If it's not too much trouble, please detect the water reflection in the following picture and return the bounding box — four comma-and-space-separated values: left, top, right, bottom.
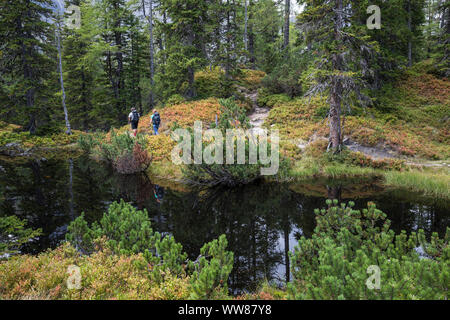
0, 157, 448, 293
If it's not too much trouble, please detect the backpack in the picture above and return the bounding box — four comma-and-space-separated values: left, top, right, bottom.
152, 112, 161, 126
131, 110, 140, 122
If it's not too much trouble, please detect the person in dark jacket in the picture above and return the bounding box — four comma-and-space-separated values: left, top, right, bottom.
128, 107, 140, 137
151, 109, 161, 135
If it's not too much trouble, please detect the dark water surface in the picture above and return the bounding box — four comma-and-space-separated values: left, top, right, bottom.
0, 156, 449, 293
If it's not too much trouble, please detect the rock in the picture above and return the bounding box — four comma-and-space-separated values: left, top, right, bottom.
0, 142, 32, 157
0, 165, 5, 173
297, 143, 307, 150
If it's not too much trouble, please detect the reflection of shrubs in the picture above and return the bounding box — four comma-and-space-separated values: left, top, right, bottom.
288, 200, 450, 299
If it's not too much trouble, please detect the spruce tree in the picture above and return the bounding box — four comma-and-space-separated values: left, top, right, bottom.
298, 0, 378, 152
0, 0, 57, 133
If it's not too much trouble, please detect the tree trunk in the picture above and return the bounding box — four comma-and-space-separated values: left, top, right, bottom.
18, 8, 36, 134
283, 0, 290, 50
329, 0, 343, 152
56, 21, 72, 135
329, 83, 342, 151
113, 1, 124, 123
248, 0, 255, 69
244, 0, 248, 52
407, 0, 413, 67
142, 0, 155, 109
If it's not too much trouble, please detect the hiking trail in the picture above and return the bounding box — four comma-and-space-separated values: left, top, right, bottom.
237, 85, 270, 135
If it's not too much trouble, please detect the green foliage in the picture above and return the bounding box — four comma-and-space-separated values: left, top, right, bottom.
182, 98, 285, 187
166, 94, 186, 106
83, 129, 151, 174
261, 50, 310, 97
65, 200, 235, 295
194, 67, 234, 99
0, 0, 58, 133
66, 200, 188, 280
216, 98, 250, 130
189, 235, 234, 299
65, 213, 96, 255
67, 200, 155, 255
77, 134, 97, 154
0, 216, 42, 257
257, 92, 292, 109
288, 200, 449, 299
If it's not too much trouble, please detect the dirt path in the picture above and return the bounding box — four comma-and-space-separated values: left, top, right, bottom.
344, 138, 449, 168
237, 86, 270, 135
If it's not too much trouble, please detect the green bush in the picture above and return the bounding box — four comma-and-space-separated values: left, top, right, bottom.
77, 134, 97, 154
66, 200, 233, 294
166, 94, 186, 106
257, 92, 291, 109
0, 216, 42, 258
288, 200, 449, 300
181, 98, 283, 187
189, 235, 234, 299
194, 67, 233, 99
89, 130, 151, 174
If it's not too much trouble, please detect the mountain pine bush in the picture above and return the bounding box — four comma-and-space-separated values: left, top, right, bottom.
66, 201, 232, 292
189, 235, 234, 300
288, 200, 449, 300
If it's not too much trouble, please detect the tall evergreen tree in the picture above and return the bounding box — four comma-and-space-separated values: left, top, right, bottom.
158, 0, 210, 99
0, 0, 57, 133
298, 0, 378, 152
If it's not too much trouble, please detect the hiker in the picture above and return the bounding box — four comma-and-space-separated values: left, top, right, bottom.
151, 109, 161, 135
128, 107, 140, 137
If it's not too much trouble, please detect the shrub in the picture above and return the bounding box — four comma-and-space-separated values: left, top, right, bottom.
0, 216, 42, 258
166, 94, 186, 106
66, 201, 189, 281
0, 243, 191, 300
189, 235, 234, 300
181, 98, 282, 187
65, 201, 233, 296
236, 69, 266, 91
77, 134, 97, 154
93, 130, 151, 174
288, 200, 449, 300
194, 67, 233, 99
257, 93, 291, 109
113, 142, 152, 174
